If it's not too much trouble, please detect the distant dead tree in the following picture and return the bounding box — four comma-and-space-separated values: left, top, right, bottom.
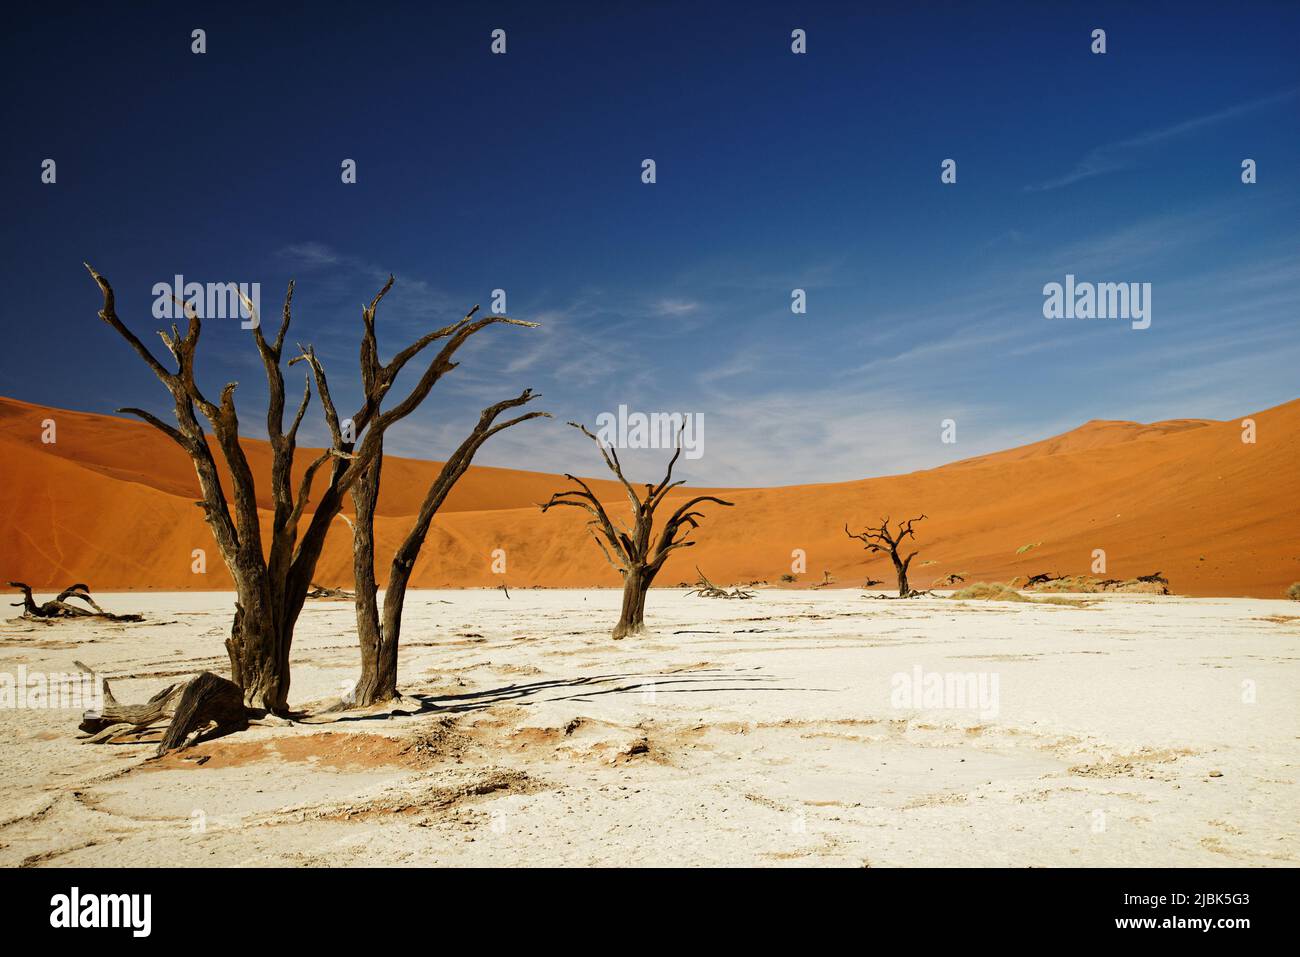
845, 514, 928, 598
541, 423, 733, 638
301, 294, 546, 706
89, 266, 532, 714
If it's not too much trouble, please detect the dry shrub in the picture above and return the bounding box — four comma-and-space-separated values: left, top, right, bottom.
950, 582, 1030, 603
950, 582, 1092, 608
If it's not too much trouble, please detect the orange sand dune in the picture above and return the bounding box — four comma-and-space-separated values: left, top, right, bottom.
1, 395, 1297, 597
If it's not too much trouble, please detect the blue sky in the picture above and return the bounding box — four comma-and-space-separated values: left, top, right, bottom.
2, 1, 1298, 486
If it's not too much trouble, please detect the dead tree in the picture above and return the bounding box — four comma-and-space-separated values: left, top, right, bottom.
7, 583, 143, 622
845, 514, 928, 597
305, 300, 546, 706
90, 267, 530, 714
541, 423, 733, 639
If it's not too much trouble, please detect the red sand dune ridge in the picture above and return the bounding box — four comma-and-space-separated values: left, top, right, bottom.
1, 395, 1297, 597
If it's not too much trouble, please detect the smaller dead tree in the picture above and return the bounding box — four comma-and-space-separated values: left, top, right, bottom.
811, 570, 837, 589
542, 423, 733, 638
8, 583, 142, 622
845, 514, 928, 598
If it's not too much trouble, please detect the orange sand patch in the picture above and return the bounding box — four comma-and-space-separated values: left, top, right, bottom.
147, 732, 422, 772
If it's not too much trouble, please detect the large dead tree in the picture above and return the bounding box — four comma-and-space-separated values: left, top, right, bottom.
89, 266, 531, 714
845, 514, 928, 597
542, 423, 733, 638
297, 292, 545, 707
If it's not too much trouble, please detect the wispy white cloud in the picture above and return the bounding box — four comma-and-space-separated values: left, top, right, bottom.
651, 297, 700, 317
272, 205, 1300, 487
1026, 88, 1300, 191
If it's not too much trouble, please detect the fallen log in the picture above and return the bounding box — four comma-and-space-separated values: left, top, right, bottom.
305, 582, 355, 600
1024, 573, 1062, 588
75, 662, 248, 755
8, 582, 143, 622
1136, 571, 1170, 595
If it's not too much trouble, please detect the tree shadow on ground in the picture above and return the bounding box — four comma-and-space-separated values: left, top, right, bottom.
321, 666, 832, 723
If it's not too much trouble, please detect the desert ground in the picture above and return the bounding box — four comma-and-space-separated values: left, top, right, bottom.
1, 588, 1296, 867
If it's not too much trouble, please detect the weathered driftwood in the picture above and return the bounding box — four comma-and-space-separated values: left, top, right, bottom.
75, 662, 247, 755
542, 423, 734, 639
686, 567, 754, 600
8, 582, 143, 622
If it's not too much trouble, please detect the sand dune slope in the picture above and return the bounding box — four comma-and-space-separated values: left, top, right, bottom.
1, 395, 1297, 596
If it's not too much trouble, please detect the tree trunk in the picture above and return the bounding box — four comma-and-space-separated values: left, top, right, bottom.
894, 556, 911, 598
225, 595, 290, 713
612, 566, 650, 639
351, 454, 400, 707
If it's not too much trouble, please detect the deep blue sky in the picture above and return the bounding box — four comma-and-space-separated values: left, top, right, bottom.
3, 1, 1298, 485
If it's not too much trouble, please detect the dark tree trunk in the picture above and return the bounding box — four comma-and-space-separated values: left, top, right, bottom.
612, 566, 651, 639
351, 453, 399, 706
894, 557, 910, 598
225, 596, 290, 713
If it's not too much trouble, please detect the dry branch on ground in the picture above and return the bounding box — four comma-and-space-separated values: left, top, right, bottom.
686, 568, 755, 599
7, 583, 142, 622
